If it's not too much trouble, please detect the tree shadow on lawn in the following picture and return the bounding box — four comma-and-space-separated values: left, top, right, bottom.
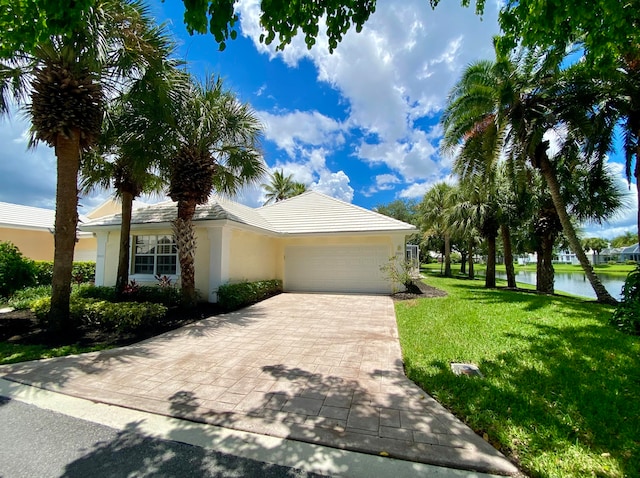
437, 277, 609, 314
405, 318, 640, 477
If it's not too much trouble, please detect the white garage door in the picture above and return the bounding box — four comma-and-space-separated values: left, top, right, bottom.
284, 244, 391, 294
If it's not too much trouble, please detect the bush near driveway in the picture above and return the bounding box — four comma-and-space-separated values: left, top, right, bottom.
218, 279, 282, 310
395, 274, 640, 478
32, 296, 167, 333
0, 242, 36, 298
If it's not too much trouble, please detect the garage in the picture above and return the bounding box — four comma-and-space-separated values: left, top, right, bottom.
284, 244, 392, 294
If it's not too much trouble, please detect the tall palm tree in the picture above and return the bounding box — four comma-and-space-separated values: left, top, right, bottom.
442, 47, 619, 304
0, 0, 168, 332
81, 36, 188, 296
262, 169, 307, 204
420, 182, 456, 277
167, 77, 264, 306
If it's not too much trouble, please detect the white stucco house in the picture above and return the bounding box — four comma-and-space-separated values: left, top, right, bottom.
81, 191, 417, 302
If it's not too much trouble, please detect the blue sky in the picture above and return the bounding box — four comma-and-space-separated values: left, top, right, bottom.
0, 0, 637, 239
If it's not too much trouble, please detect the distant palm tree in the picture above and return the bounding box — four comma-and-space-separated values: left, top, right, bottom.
0, 0, 168, 332
167, 77, 264, 306
262, 170, 307, 205
441, 47, 620, 304
82, 30, 188, 296
420, 182, 456, 277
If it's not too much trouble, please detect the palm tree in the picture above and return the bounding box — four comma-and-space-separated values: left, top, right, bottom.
81, 36, 187, 296
420, 182, 456, 277
167, 77, 264, 306
262, 169, 307, 204
442, 47, 619, 304
0, 0, 168, 332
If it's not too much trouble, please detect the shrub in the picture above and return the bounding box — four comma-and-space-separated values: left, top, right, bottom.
82, 300, 167, 332
31, 296, 88, 327
74, 284, 117, 301
7, 285, 52, 309
72, 262, 96, 283
133, 286, 181, 307
33, 261, 96, 286
610, 266, 640, 335
218, 279, 282, 310
0, 242, 36, 298
32, 296, 167, 332
380, 256, 415, 292
625, 259, 639, 266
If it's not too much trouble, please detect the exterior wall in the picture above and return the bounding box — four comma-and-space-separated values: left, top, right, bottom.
97, 227, 211, 300
228, 229, 278, 282
86, 200, 122, 219
0, 227, 96, 262
74, 236, 97, 261
194, 228, 210, 298
0, 227, 55, 260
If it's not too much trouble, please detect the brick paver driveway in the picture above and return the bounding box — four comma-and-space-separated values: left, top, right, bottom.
1, 293, 517, 475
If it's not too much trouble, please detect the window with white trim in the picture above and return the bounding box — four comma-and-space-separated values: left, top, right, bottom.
132, 235, 178, 275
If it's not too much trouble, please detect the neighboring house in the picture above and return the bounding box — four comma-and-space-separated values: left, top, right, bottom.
618, 243, 640, 263
0, 201, 96, 261
81, 191, 417, 302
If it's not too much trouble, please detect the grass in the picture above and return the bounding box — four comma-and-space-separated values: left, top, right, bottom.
395, 274, 640, 478
0, 343, 109, 365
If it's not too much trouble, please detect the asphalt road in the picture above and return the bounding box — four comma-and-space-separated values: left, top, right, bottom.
0, 396, 329, 478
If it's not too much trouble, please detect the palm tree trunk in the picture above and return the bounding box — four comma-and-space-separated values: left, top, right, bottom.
174, 199, 198, 307
536, 234, 555, 294
115, 191, 133, 297
49, 131, 80, 334
485, 235, 496, 288
538, 150, 617, 304
444, 233, 452, 277
468, 239, 475, 279
501, 224, 516, 288
460, 251, 467, 274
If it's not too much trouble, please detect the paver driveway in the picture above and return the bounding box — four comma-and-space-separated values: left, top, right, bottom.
0, 293, 517, 475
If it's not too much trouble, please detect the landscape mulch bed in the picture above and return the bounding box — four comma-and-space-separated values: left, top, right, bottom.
0, 303, 224, 348
2, 283, 446, 349
392, 280, 448, 301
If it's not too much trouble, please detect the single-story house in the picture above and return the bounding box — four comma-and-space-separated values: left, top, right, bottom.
81, 191, 417, 302
0, 201, 96, 261
618, 243, 640, 263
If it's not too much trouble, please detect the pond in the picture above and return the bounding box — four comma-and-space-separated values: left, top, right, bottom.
495, 270, 626, 300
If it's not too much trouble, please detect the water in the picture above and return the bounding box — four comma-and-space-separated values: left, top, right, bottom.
494, 270, 625, 300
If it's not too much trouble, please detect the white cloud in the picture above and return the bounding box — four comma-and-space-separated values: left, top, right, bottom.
399, 182, 432, 199
237, 0, 499, 185
582, 160, 638, 239
258, 110, 345, 157
268, 148, 354, 202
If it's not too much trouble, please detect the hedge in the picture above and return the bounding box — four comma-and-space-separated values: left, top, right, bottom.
0, 242, 36, 297
32, 296, 167, 333
217, 279, 282, 311
34, 261, 96, 285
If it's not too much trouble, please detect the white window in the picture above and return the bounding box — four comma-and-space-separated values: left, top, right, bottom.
132, 235, 178, 275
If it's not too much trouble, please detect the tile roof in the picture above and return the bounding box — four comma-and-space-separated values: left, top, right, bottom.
0, 201, 91, 232
82, 191, 416, 235
258, 191, 417, 234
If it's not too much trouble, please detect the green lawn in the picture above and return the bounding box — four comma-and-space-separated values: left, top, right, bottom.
395, 275, 640, 478
0, 343, 108, 365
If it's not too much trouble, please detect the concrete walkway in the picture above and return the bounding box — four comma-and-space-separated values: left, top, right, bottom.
0, 293, 519, 476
